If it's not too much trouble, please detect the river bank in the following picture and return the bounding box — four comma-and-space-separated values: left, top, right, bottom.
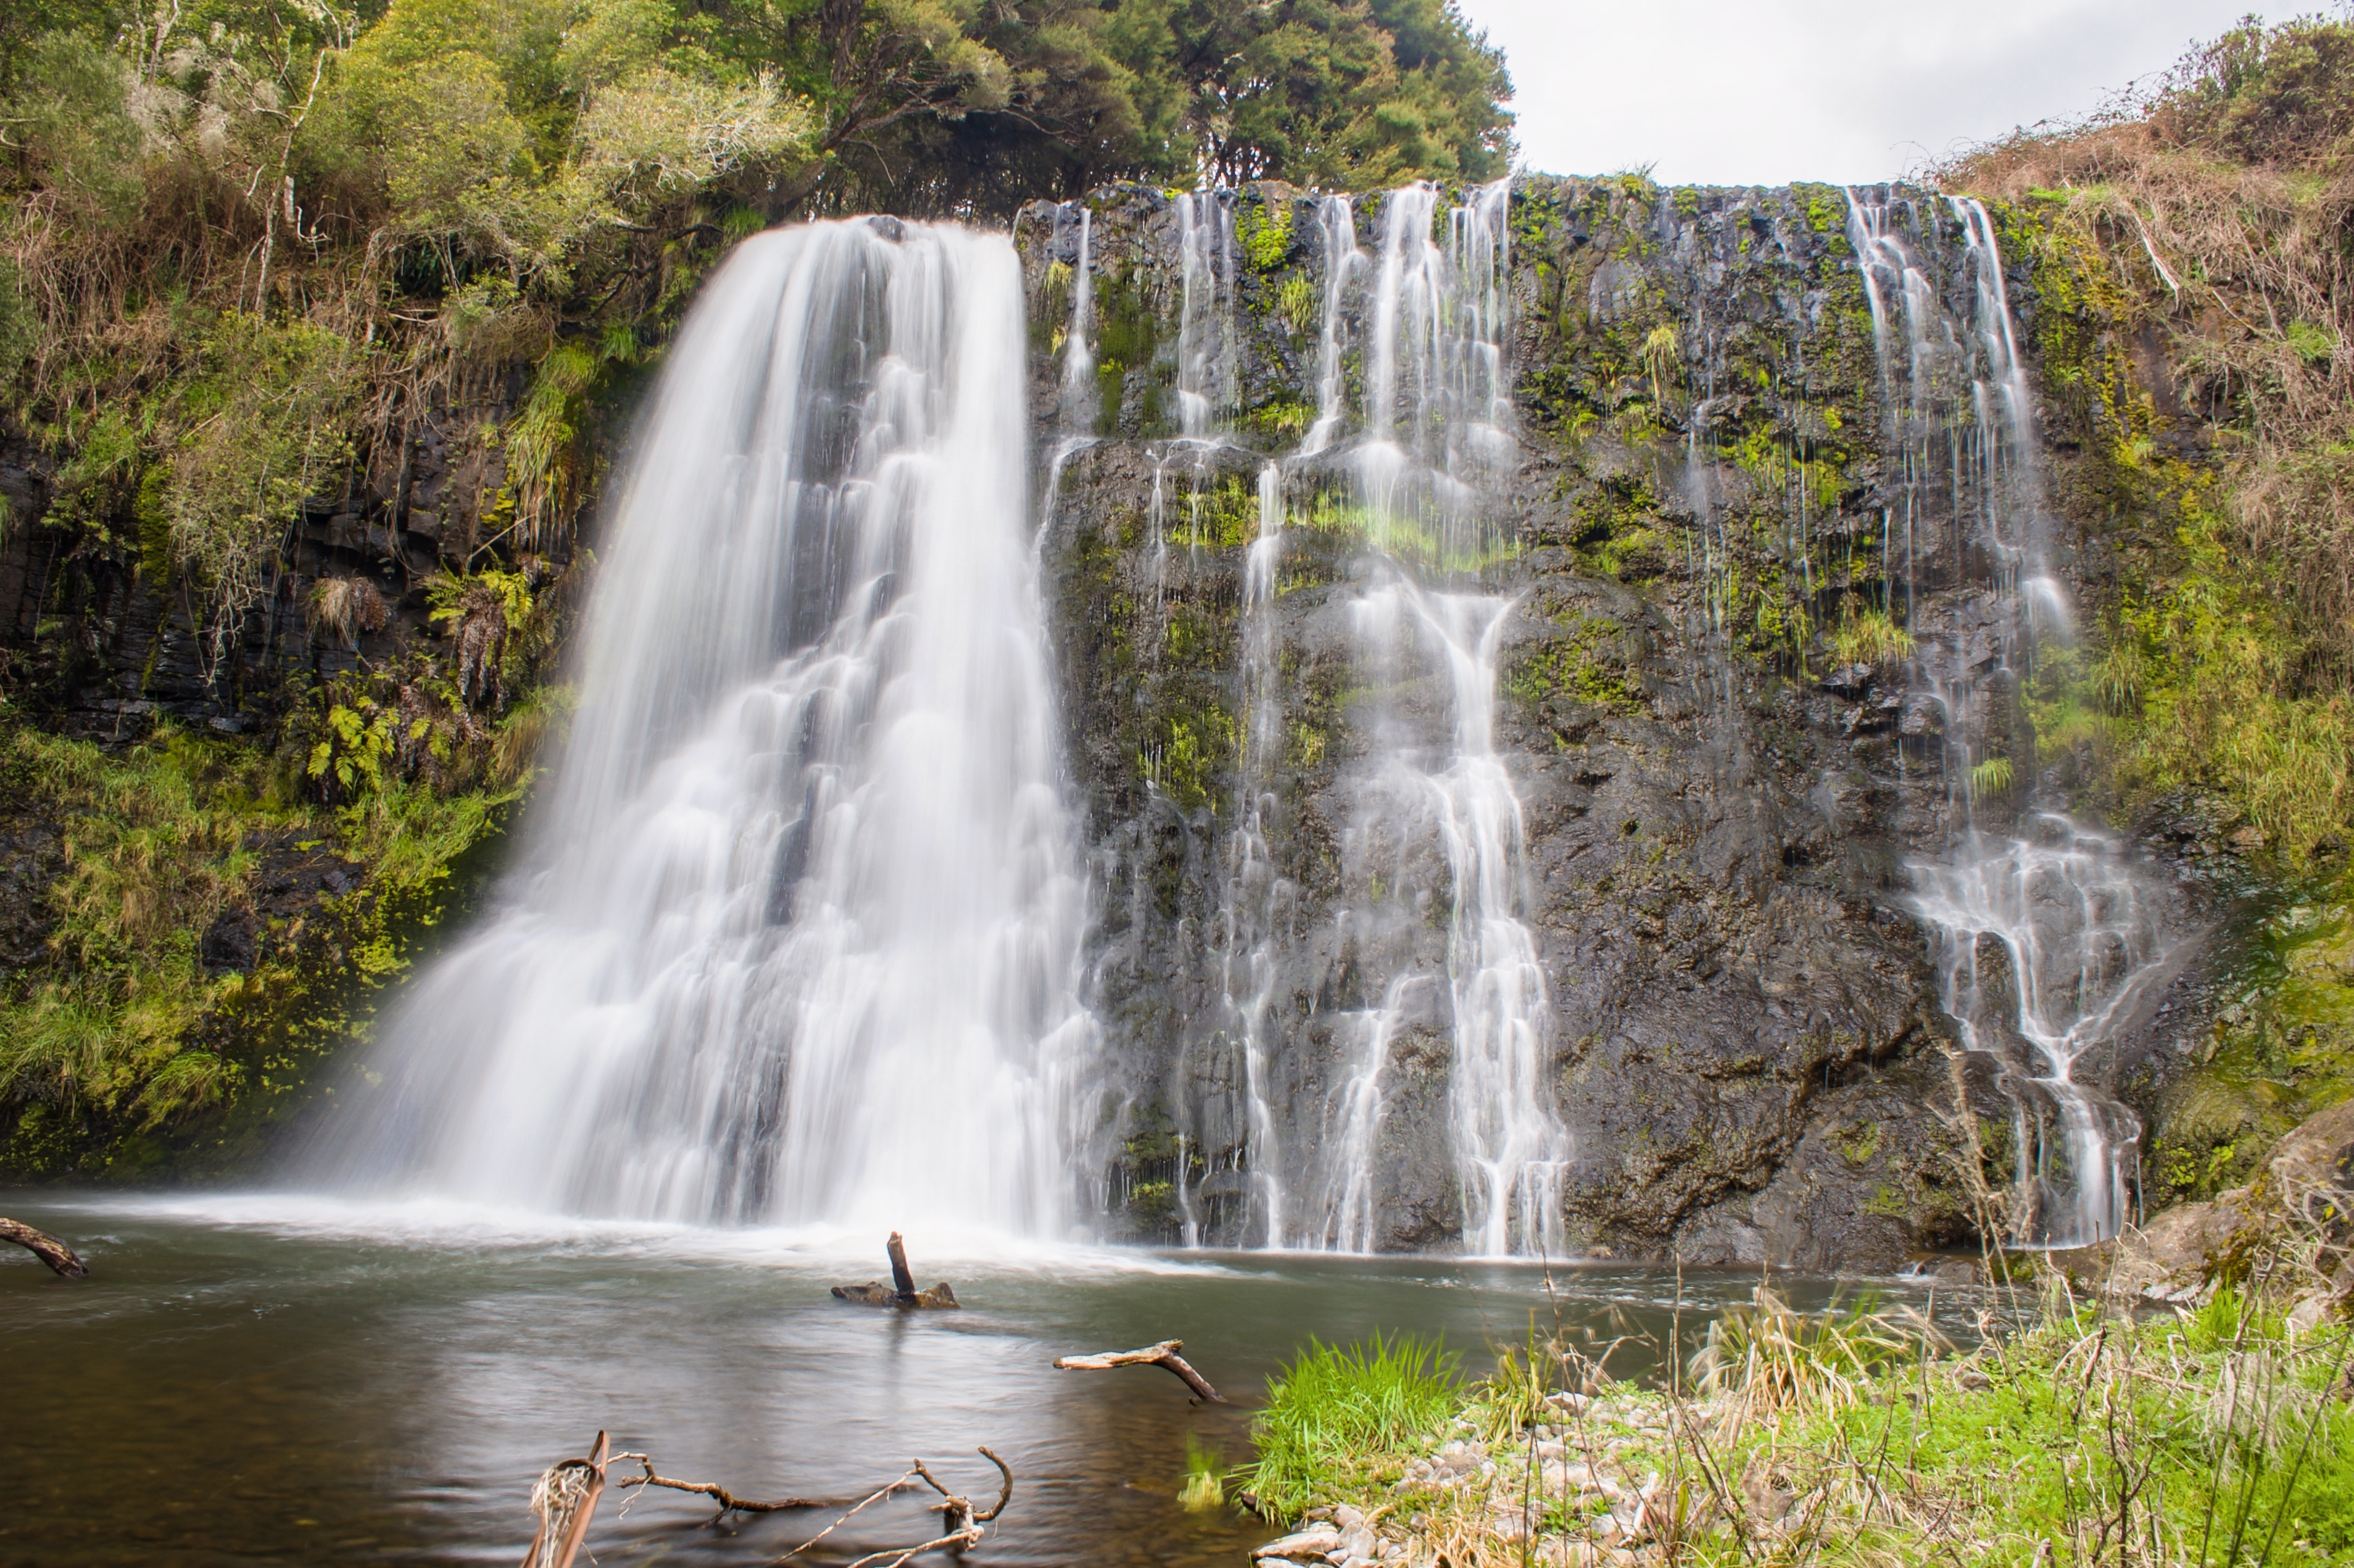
1236, 1106, 2354, 1568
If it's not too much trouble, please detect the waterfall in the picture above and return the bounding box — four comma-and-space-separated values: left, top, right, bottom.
1059, 203, 1096, 427
1174, 191, 1239, 442
1277, 178, 1566, 1256
1845, 188, 2164, 1247
1299, 194, 1363, 458
324, 219, 1098, 1237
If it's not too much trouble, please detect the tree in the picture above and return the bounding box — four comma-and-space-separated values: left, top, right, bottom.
686, 0, 1513, 217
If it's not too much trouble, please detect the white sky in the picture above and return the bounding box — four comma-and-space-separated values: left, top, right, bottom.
1453, 0, 2279, 186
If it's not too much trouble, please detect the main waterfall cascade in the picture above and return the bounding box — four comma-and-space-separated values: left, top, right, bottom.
1844, 188, 2179, 1247
323, 220, 1101, 1235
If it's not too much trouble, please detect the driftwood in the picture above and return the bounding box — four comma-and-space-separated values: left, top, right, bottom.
612, 1454, 914, 1518
521, 1430, 609, 1568
1, 1218, 89, 1278
839, 1448, 1013, 1568
832, 1231, 960, 1308
552, 1440, 1012, 1567
1053, 1339, 1227, 1404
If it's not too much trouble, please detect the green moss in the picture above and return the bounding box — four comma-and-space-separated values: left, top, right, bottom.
1506, 613, 1641, 716
1240, 200, 1296, 273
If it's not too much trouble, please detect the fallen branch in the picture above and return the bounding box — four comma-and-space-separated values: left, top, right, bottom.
832, 1231, 961, 1308
779, 1448, 1013, 1567
521, 1430, 608, 1568
611, 1453, 899, 1517
1, 1218, 89, 1278
1054, 1340, 1227, 1404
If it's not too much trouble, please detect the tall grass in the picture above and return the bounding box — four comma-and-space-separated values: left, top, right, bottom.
1243, 1332, 1462, 1520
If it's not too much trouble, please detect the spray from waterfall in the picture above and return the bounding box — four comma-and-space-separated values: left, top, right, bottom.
320, 218, 1098, 1238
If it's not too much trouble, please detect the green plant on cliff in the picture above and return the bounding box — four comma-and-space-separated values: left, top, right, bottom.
0, 707, 506, 1159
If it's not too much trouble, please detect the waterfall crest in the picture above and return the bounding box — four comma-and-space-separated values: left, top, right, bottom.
322, 219, 1098, 1236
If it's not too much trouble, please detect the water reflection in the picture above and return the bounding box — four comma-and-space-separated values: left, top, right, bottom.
0, 1197, 1983, 1566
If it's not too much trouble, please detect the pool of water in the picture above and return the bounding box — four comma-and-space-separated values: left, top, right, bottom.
0, 1195, 1975, 1566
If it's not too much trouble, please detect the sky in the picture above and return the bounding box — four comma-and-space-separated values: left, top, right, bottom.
1451, 0, 2282, 187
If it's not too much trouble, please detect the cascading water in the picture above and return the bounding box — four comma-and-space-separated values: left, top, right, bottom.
1846, 188, 2167, 1247
324, 218, 1098, 1237
1278, 178, 1567, 1256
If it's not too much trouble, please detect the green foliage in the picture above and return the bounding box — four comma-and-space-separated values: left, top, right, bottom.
1244, 1333, 1462, 1521
1688, 1287, 1923, 1424
0, 705, 512, 1168
1971, 755, 2015, 799
307, 696, 397, 800
156, 314, 364, 644
1507, 613, 1640, 717
1251, 1277, 2354, 1568
1178, 1435, 1224, 1513
1275, 274, 1318, 336
1826, 604, 1915, 668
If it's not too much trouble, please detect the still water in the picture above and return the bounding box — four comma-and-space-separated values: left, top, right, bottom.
1, 1197, 1974, 1566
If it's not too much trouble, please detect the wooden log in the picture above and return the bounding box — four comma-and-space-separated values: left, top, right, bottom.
0, 1218, 88, 1278
887, 1231, 918, 1301
832, 1232, 961, 1308
832, 1279, 961, 1308
521, 1430, 608, 1568
1053, 1340, 1227, 1404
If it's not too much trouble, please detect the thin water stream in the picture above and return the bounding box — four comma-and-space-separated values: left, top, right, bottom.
0, 1198, 1979, 1567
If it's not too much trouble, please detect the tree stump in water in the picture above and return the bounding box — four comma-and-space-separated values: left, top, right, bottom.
832, 1231, 961, 1308
1, 1219, 89, 1277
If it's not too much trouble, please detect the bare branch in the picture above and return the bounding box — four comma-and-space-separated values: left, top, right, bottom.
1055, 1340, 1227, 1404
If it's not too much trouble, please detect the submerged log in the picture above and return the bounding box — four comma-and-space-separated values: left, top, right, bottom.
0, 1218, 89, 1278
521, 1430, 608, 1568
832, 1231, 961, 1308
1053, 1340, 1227, 1404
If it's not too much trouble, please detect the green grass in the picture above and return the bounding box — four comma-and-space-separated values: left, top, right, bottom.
1242, 1332, 1463, 1520
1243, 1276, 2354, 1566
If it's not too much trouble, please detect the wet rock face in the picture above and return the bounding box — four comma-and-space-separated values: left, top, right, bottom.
1022, 179, 2010, 1267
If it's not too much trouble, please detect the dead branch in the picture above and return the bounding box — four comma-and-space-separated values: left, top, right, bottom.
914, 1446, 1014, 1522
776, 1450, 1012, 1567
773, 1471, 924, 1562
610, 1453, 900, 1516
521, 1430, 609, 1568
1054, 1340, 1227, 1404
0, 1218, 89, 1279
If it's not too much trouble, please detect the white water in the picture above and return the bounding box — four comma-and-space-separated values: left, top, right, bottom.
1274, 178, 1567, 1256
1913, 818, 2174, 1247
1846, 188, 2158, 1246
1059, 203, 1096, 428
326, 219, 1098, 1238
